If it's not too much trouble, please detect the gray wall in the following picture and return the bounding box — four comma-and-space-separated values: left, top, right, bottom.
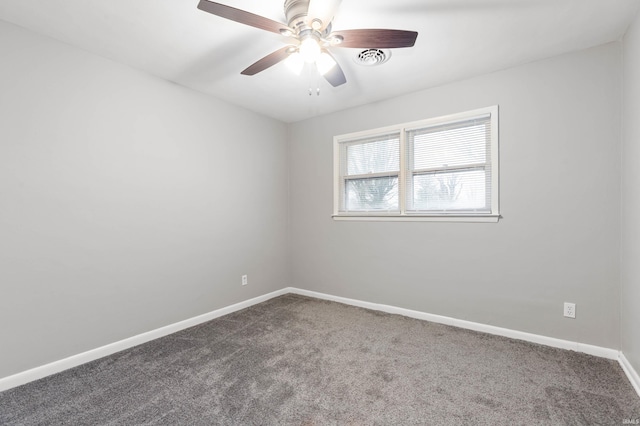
289, 43, 622, 349
0, 22, 288, 378
0, 16, 633, 381
622, 11, 640, 374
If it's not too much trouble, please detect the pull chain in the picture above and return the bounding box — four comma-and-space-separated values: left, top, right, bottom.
307, 64, 321, 96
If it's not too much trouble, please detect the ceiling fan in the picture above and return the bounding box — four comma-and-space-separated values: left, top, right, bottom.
197, 0, 418, 87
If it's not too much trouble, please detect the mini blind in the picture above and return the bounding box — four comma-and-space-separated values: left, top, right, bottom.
406, 115, 492, 213
338, 132, 400, 212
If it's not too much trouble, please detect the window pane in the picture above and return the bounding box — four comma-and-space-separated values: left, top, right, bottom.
333, 106, 498, 219
412, 170, 487, 211
346, 136, 399, 175
410, 120, 488, 170
346, 176, 398, 211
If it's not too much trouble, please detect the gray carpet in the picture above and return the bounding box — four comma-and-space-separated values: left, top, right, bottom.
1, 294, 639, 425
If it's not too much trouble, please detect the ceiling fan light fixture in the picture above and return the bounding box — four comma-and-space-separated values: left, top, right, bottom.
284, 52, 305, 75
316, 51, 337, 75
299, 37, 321, 63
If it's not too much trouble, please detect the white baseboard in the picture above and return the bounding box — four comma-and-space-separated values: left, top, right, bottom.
286, 287, 621, 360
619, 352, 640, 398
287, 288, 640, 396
2, 286, 637, 398
0, 288, 289, 393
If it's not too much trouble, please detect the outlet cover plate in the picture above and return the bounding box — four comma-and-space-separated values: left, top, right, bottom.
564, 302, 576, 318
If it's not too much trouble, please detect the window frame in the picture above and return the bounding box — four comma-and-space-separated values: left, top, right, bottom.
339, 131, 402, 214
333, 106, 500, 223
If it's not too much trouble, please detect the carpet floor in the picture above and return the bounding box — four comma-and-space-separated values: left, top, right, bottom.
1, 294, 639, 425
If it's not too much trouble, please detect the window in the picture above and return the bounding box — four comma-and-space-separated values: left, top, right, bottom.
334, 106, 499, 222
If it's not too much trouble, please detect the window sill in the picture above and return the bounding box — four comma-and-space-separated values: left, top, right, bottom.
332, 214, 501, 223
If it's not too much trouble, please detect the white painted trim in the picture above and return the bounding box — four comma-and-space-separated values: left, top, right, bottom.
0, 288, 289, 392
287, 287, 620, 360
619, 352, 640, 398
332, 105, 500, 221
1, 286, 631, 394
332, 214, 500, 223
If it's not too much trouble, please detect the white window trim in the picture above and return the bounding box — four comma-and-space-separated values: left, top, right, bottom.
333, 106, 500, 223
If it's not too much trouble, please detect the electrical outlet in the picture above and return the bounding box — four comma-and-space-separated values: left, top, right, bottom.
564, 302, 576, 319
241, 275, 248, 286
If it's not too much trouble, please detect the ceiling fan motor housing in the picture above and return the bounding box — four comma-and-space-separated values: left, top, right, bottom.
284, 0, 311, 30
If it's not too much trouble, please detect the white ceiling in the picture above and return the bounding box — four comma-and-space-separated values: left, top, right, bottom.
1, 0, 638, 123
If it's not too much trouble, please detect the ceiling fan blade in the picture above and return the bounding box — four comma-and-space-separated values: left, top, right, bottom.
307, 0, 342, 30
241, 46, 294, 76
322, 52, 346, 87
331, 29, 418, 48
197, 0, 291, 35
